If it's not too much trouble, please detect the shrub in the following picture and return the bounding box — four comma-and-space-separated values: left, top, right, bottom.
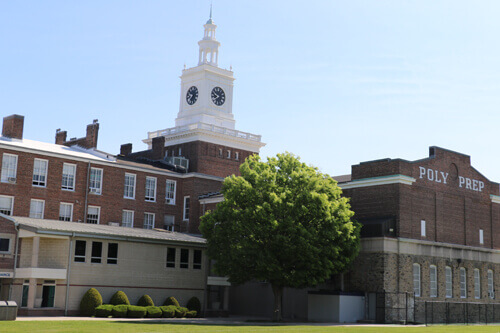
127, 305, 147, 318
175, 306, 188, 318
79, 288, 103, 316
137, 294, 154, 307
186, 310, 197, 318
163, 296, 180, 307
110, 291, 130, 306
112, 304, 129, 318
95, 304, 113, 318
186, 296, 201, 315
160, 305, 176, 318
146, 306, 163, 318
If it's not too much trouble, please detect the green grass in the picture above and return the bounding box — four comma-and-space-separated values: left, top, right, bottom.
2, 322, 500, 333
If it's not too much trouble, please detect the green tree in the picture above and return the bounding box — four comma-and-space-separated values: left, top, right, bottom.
200, 153, 360, 321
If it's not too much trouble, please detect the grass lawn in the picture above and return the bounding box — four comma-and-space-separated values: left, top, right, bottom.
1, 322, 500, 333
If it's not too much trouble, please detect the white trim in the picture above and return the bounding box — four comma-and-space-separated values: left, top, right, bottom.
122, 210, 134, 228
0, 195, 14, 216
15, 268, 67, 279
144, 212, 155, 229
1, 153, 18, 183
491, 195, 500, 204
183, 196, 190, 221
123, 173, 136, 199
87, 205, 101, 224
339, 174, 416, 189
165, 179, 177, 205
32, 158, 48, 187
89, 167, 103, 195
199, 196, 224, 205
145, 176, 157, 202
207, 276, 231, 286
59, 202, 73, 222
61, 163, 76, 191
29, 199, 45, 219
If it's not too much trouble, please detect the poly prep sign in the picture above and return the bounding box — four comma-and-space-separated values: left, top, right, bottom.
418, 166, 484, 192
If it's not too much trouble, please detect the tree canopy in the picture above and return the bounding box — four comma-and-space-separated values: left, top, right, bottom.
200, 152, 360, 320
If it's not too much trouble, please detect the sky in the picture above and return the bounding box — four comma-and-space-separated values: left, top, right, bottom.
1, 1, 500, 179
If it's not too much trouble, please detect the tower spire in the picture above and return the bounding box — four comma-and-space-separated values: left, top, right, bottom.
198, 5, 220, 66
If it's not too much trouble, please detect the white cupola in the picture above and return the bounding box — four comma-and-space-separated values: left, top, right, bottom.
198, 7, 220, 66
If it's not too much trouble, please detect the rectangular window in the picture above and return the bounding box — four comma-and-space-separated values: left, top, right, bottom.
74, 240, 86, 262
166, 247, 176, 268
445, 266, 452, 298
122, 210, 134, 228
430, 265, 437, 297
22, 284, 29, 307
235, 152, 239, 160
480, 229, 484, 245
87, 206, 100, 224
59, 203, 73, 221
0, 238, 11, 253
0, 196, 14, 215
89, 168, 103, 194
488, 269, 494, 299
164, 215, 175, 231
91, 241, 102, 263
1, 154, 18, 183
183, 196, 190, 221
165, 180, 176, 204
145, 176, 157, 202
413, 264, 421, 297
29, 199, 45, 219
226, 150, 231, 159
180, 249, 189, 269
123, 173, 136, 199
460, 268, 467, 298
421, 220, 426, 237
474, 268, 481, 299
218, 148, 223, 157
32, 159, 48, 187
178, 147, 182, 156
62, 163, 76, 191
193, 249, 202, 270
144, 213, 155, 229
107, 243, 118, 264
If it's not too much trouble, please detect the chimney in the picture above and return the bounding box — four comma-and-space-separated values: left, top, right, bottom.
2, 115, 24, 139
55, 129, 67, 145
120, 143, 132, 156
86, 119, 99, 148
152, 136, 165, 160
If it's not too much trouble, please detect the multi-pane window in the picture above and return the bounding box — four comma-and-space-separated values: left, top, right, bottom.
145, 177, 156, 202
89, 168, 103, 194
165, 180, 176, 204
107, 243, 118, 264
87, 206, 100, 224
166, 248, 176, 268
59, 203, 73, 221
122, 210, 134, 228
123, 173, 136, 199
0, 238, 11, 253
1, 154, 18, 183
193, 250, 202, 270
91, 242, 102, 263
144, 213, 155, 229
413, 264, 421, 297
445, 266, 452, 298
180, 249, 189, 269
488, 269, 495, 299
164, 215, 175, 231
0, 196, 14, 215
61, 163, 76, 190
183, 196, 190, 221
474, 268, 481, 299
430, 265, 437, 297
29, 199, 45, 219
32, 159, 48, 187
460, 268, 467, 298
74, 240, 86, 262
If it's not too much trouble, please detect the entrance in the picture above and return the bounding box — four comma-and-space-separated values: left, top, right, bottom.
41, 285, 55, 307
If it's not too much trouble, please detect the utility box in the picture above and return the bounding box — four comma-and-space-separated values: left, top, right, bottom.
0, 301, 18, 320
308, 291, 364, 323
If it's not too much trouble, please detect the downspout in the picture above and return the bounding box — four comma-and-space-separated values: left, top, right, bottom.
8, 222, 20, 300
84, 162, 90, 223
64, 233, 75, 316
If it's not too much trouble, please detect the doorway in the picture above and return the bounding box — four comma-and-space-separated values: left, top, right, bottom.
41, 285, 55, 308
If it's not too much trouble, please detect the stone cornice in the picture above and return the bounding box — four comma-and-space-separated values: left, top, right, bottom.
339, 174, 416, 190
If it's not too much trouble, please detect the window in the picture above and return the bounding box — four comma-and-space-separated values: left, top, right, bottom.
22, 282, 29, 307
488, 269, 494, 299
218, 148, 223, 157
1, 154, 17, 183
29, 199, 45, 219
226, 150, 231, 159
180, 249, 189, 269
91, 242, 102, 263
0, 196, 14, 215
178, 147, 182, 156
144, 213, 155, 229
74, 240, 86, 262
480, 229, 484, 245
0, 238, 11, 253
183, 196, 190, 221
122, 210, 134, 228
107, 243, 118, 264
145, 177, 156, 202
474, 268, 481, 299
460, 268, 467, 298
59, 203, 73, 221
87, 206, 100, 224
32, 159, 48, 187
421, 220, 426, 237
193, 250, 202, 270
123, 173, 136, 199
430, 265, 437, 297
166, 248, 176, 268
235, 152, 239, 160
165, 180, 176, 204
413, 264, 421, 297
89, 168, 103, 194
445, 266, 452, 298
61, 163, 76, 190
164, 215, 175, 231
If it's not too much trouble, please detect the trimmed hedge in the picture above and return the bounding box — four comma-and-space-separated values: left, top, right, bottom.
186, 310, 197, 318
112, 304, 129, 318
160, 305, 176, 318
163, 296, 180, 307
110, 291, 130, 306
127, 305, 147, 318
175, 306, 188, 318
79, 288, 103, 316
146, 306, 163, 318
95, 304, 113, 318
186, 296, 201, 315
137, 294, 154, 307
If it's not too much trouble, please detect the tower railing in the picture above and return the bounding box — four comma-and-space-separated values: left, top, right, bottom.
147, 122, 262, 142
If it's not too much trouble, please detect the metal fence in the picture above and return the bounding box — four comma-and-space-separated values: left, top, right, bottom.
418, 301, 500, 325
374, 292, 415, 324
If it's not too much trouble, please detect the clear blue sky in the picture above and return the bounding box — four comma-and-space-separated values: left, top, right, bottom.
1, 1, 500, 180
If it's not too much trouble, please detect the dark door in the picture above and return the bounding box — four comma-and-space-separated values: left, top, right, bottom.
21, 285, 29, 307
41, 286, 55, 307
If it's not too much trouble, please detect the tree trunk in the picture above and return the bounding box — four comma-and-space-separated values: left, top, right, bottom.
272, 284, 283, 321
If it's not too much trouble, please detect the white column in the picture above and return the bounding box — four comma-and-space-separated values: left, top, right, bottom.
27, 236, 40, 309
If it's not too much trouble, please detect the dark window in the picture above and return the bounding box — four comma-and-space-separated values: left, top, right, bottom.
166, 248, 176, 268
91, 242, 102, 263
193, 250, 202, 270
0, 238, 10, 252
107, 243, 118, 264
74, 240, 86, 262
359, 217, 396, 238
180, 249, 189, 269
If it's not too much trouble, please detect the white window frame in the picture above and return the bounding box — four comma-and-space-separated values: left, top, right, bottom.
235, 152, 239, 160
445, 266, 452, 298
87, 206, 100, 224
413, 263, 421, 297
0, 235, 13, 254
164, 215, 175, 231
89, 168, 103, 195
460, 267, 467, 298
29, 199, 45, 219
144, 213, 155, 229
145, 176, 157, 202
123, 173, 136, 199
59, 203, 73, 222
91, 241, 103, 264
480, 229, 484, 245
165, 179, 176, 205
74, 240, 86, 263
61, 163, 76, 191
474, 268, 481, 299
1, 153, 18, 183
183, 196, 190, 221
226, 150, 231, 159
0, 195, 14, 216
421, 220, 426, 237
430, 265, 437, 297
488, 269, 494, 299
122, 210, 134, 228
32, 158, 48, 187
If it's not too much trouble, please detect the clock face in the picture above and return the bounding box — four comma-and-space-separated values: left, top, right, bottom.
186, 86, 198, 105
211, 86, 226, 106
